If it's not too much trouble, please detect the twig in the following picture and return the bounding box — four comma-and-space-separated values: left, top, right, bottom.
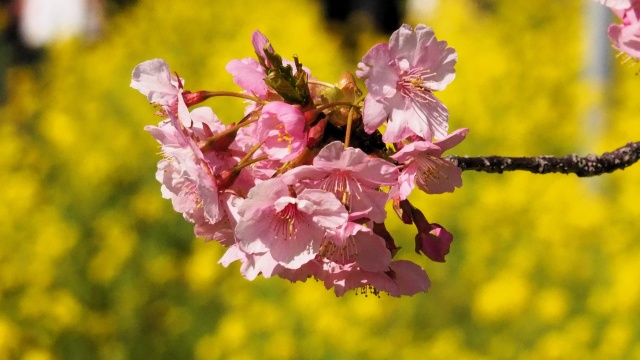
445, 141, 640, 177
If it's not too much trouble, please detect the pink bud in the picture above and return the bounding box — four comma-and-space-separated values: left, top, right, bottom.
215, 168, 240, 191
183, 91, 209, 108
415, 223, 453, 262
393, 198, 414, 225
307, 117, 327, 148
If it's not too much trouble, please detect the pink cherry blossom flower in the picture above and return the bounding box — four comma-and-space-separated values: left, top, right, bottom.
322, 260, 431, 297
145, 94, 248, 226
391, 128, 468, 199
159, 94, 255, 193
255, 101, 308, 163
195, 192, 244, 246
606, 1, 640, 59
356, 24, 457, 143
320, 221, 392, 272
132, 58, 210, 117
281, 141, 399, 222
153, 155, 203, 223
235, 178, 348, 269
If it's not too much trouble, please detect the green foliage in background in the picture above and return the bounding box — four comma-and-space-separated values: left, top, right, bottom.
1, 0, 639, 359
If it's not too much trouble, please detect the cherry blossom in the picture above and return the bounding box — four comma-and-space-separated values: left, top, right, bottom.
133, 25, 473, 297
357, 24, 457, 142
235, 178, 348, 269
320, 221, 392, 272
608, 1, 640, 59
255, 101, 308, 163
391, 128, 469, 199
282, 141, 399, 222
321, 260, 431, 297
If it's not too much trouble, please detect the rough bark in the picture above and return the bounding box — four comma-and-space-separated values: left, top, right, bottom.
445, 141, 640, 177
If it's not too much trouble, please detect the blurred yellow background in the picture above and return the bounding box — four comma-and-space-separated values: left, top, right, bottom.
1, 0, 639, 359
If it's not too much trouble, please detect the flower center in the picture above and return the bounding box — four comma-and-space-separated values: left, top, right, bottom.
414, 154, 451, 192
273, 202, 300, 240
320, 171, 359, 211
319, 235, 357, 264
275, 122, 293, 150
398, 67, 436, 103
184, 181, 203, 209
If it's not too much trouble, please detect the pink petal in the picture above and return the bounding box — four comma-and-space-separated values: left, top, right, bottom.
362, 94, 389, 134
433, 128, 469, 152
359, 44, 398, 99
130, 58, 179, 106
225, 58, 270, 97
353, 231, 392, 272
387, 260, 431, 296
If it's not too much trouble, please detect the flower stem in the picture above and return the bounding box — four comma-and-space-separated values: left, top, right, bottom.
237, 142, 265, 168
308, 80, 336, 88
201, 91, 266, 104
200, 111, 259, 153
238, 155, 269, 168
314, 101, 357, 113
344, 107, 355, 148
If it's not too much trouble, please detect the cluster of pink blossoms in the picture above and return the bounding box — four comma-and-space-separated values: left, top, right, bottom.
131, 24, 468, 297
597, 0, 640, 60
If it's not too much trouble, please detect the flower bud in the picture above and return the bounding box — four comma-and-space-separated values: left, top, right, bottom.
307, 117, 328, 148
415, 222, 453, 263
215, 168, 240, 191
183, 90, 209, 107
393, 198, 414, 225
201, 129, 237, 153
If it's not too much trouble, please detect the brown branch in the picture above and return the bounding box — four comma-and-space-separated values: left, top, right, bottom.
445, 141, 640, 177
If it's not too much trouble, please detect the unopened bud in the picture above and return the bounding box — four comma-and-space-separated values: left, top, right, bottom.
201, 130, 238, 153
393, 198, 414, 225
215, 168, 240, 191
183, 90, 209, 107
307, 117, 328, 147
336, 72, 361, 97
415, 223, 453, 263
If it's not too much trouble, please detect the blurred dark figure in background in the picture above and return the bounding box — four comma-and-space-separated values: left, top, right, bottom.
323, 0, 404, 34
321, 0, 404, 59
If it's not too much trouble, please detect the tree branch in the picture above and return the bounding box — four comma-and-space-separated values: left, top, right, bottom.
445, 141, 640, 177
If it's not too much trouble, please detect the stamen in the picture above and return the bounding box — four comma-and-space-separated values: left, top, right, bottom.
321, 171, 357, 210
355, 284, 380, 298
271, 202, 300, 241
182, 180, 203, 210
275, 123, 293, 151
398, 67, 439, 104
415, 154, 451, 192
319, 234, 358, 264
